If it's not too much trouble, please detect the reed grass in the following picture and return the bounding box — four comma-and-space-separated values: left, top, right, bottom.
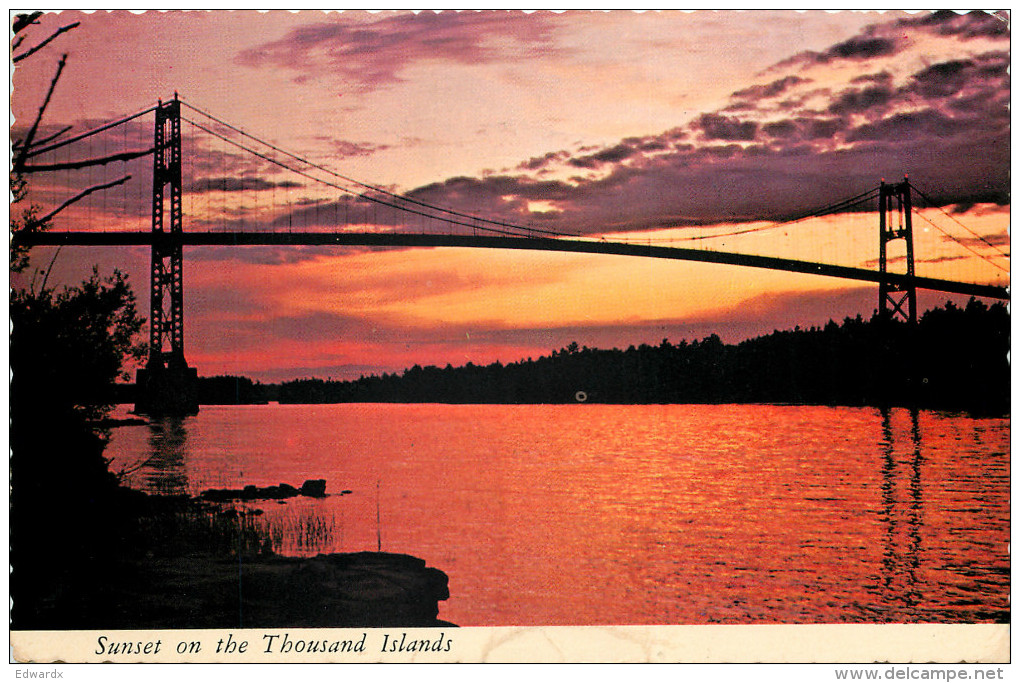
134, 501, 338, 558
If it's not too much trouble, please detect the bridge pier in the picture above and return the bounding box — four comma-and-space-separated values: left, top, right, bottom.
135, 363, 198, 416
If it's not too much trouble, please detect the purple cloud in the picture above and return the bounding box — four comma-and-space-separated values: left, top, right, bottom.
731, 75, 809, 102
774, 33, 902, 71
517, 150, 570, 171
762, 117, 846, 142
696, 113, 758, 141
328, 139, 392, 158
567, 143, 638, 169
941, 232, 1010, 248
846, 109, 967, 143
824, 35, 899, 61
908, 60, 975, 98
896, 10, 1009, 40
186, 176, 302, 193
827, 84, 894, 115
237, 12, 562, 93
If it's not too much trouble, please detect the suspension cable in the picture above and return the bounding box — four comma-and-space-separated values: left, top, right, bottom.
910, 207, 1010, 274
179, 99, 576, 238
907, 180, 1010, 260
182, 116, 531, 238
21, 105, 157, 158
611, 187, 879, 244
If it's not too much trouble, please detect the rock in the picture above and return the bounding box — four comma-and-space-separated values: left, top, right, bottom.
300, 479, 327, 497
200, 482, 309, 502
88, 417, 148, 428
200, 488, 237, 502
26, 550, 453, 629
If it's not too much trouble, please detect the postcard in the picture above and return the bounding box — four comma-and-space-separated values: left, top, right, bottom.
9, 9, 1009, 666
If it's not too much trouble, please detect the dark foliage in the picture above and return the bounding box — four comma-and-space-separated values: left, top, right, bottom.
11, 269, 147, 419
276, 300, 1009, 414
10, 270, 150, 628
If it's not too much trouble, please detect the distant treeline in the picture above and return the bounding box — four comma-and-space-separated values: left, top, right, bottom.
109, 375, 275, 405
195, 375, 273, 405
271, 299, 1009, 414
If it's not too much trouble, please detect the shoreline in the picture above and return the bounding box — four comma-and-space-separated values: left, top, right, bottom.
89, 550, 454, 630
11, 490, 453, 631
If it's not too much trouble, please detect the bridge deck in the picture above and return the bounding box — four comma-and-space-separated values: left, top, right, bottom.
18, 231, 1009, 300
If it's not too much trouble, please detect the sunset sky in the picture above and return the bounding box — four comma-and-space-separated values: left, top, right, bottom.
11, 10, 1010, 382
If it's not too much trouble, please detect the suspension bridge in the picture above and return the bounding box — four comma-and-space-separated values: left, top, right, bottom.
12, 96, 1010, 415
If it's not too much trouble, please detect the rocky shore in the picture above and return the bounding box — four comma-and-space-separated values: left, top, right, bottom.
89, 551, 453, 629
11, 487, 453, 630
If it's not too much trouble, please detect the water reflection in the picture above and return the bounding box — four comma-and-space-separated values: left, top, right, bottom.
878, 407, 924, 612
101, 403, 1009, 625
119, 412, 342, 557
140, 416, 190, 495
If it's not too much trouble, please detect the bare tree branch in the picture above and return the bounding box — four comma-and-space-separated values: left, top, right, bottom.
12, 21, 80, 63
12, 34, 26, 52
12, 12, 43, 35
21, 147, 155, 173
13, 54, 67, 172
36, 175, 131, 225
39, 246, 64, 292
13, 124, 72, 152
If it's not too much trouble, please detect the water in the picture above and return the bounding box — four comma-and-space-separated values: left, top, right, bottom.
104, 403, 1009, 626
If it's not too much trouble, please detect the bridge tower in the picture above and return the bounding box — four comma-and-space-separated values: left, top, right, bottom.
135, 95, 198, 415
878, 178, 917, 324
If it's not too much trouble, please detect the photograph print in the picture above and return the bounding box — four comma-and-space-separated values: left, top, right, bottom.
9, 9, 1009, 661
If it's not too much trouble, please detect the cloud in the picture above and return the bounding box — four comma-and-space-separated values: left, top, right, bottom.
323, 138, 392, 158
236, 12, 562, 93
908, 60, 974, 98
850, 71, 893, 86
761, 119, 798, 139
770, 11, 1006, 76
516, 150, 570, 171
826, 84, 894, 115
567, 142, 638, 169
774, 33, 902, 71
822, 34, 899, 61
731, 75, 809, 102
940, 232, 1010, 248
844, 108, 966, 142
513, 21, 1007, 227
186, 176, 303, 193
862, 254, 968, 268
921, 255, 972, 264
186, 245, 349, 266
297, 101, 1003, 236
695, 113, 758, 141
761, 116, 845, 141
895, 9, 1009, 40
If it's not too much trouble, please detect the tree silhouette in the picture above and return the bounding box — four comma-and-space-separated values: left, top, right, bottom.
273, 301, 1008, 414
10, 13, 150, 629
